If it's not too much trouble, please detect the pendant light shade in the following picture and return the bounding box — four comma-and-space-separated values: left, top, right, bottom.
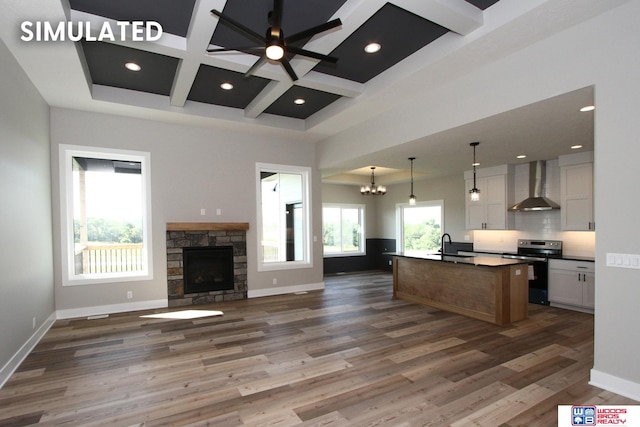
360, 167, 386, 195
408, 157, 416, 205
469, 142, 480, 201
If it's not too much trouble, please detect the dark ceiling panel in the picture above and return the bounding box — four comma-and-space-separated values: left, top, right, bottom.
264, 86, 341, 119
210, 0, 347, 49
81, 42, 179, 97
188, 65, 271, 109
69, 0, 197, 37
464, 0, 500, 10
314, 3, 449, 83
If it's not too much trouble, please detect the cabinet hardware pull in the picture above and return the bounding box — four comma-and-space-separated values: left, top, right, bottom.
577, 266, 588, 269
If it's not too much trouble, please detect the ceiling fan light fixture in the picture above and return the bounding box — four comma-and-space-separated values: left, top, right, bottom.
364, 42, 381, 53
266, 43, 284, 60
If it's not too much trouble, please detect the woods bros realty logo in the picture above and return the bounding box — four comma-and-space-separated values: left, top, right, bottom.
20, 20, 163, 42
558, 405, 640, 426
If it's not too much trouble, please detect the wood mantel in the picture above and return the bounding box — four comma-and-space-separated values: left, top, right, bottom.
166, 222, 249, 231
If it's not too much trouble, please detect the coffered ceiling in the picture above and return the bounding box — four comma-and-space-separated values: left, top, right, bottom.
69, 0, 497, 121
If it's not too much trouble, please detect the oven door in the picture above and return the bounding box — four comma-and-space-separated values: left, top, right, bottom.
502, 255, 549, 305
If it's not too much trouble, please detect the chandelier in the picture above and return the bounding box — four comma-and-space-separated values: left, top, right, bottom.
360, 167, 386, 195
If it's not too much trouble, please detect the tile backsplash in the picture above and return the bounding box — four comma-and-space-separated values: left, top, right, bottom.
473, 228, 595, 258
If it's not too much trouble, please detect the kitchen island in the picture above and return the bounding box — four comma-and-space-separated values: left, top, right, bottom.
391, 253, 530, 326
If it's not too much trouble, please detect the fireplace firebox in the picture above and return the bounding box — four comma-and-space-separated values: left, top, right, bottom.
183, 246, 234, 294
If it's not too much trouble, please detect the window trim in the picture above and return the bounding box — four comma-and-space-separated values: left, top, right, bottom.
396, 199, 445, 253
256, 162, 312, 272
322, 203, 366, 257
59, 145, 153, 286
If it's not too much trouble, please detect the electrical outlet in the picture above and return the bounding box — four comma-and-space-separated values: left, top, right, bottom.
272, 278, 277, 285
127, 291, 133, 299
388, 260, 392, 266
200, 208, 206, 216
216, 208, 222, 216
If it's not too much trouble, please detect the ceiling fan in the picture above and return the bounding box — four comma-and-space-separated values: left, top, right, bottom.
207, 0, 342, 81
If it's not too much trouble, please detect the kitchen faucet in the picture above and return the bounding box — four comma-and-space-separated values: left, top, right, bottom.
440, 233, 452, 254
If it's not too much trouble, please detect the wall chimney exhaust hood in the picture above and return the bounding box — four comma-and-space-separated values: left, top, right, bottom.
509, 160, 560, 211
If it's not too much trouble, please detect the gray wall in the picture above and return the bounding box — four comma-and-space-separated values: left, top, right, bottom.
0, 39, 55, 382
50, 108, 324, 312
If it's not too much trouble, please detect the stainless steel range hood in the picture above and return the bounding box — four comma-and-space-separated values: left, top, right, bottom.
509, 160, 560, 211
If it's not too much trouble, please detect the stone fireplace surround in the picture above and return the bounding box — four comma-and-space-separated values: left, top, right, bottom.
166, 222, 248, 307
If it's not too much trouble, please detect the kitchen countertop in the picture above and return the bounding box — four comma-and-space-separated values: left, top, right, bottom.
388, 252, 529, 267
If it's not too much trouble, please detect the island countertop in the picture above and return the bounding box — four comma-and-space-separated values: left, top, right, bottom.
387, 252, 529, 267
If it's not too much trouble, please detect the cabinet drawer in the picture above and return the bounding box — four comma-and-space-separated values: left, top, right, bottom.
549, 259, 594, 273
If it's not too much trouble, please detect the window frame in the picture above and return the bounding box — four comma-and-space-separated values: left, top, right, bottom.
322, 203, 366, 257
396, 199, 444, 254
256, 162, 312, 272
59, 144, 153, 286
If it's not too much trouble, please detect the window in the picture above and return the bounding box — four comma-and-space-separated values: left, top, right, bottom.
257, 163, 311, 271
322, 204, 365, 256
397, 200, 444, 256
59, 145, 152, 285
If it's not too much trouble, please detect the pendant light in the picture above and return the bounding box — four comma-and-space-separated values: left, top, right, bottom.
360, 166, 386, 195
469, 142, 480, 202
408, 157, 416, 205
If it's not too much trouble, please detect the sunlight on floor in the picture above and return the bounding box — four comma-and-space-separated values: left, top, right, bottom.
140, 310, 223, 320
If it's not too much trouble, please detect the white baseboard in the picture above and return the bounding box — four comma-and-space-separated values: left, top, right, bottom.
248, 281, 324, 298
0, 311, 56, 389
590, 368, 640, 401
56, 299, 168, 320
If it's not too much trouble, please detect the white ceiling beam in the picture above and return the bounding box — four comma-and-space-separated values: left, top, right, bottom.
169, 0, 227, 107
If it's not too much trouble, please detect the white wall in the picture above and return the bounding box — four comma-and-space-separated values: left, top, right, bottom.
50, 108, 324, 314
0, 39, 55, 385
316, 0, 640, 399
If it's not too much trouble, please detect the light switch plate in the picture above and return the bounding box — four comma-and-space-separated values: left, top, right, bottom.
606, 253, 640, 269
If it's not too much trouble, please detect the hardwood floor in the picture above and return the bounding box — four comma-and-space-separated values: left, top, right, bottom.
0, 271, 636, 426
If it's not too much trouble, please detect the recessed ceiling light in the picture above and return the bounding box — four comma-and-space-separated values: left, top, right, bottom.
571, 144, 583, 149
580, 105, 595, 112
220, 82, 234, 90
364, 42, 381, 54
517, 155, 527, 159
124, 62, 141, 72
294, 98, 305, 105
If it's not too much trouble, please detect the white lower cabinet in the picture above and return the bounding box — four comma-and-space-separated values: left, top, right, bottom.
548, 259, 594, 312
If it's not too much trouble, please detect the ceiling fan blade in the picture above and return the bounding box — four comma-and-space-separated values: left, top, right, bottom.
286, 46, 338, 63
211, 9, 266, 45
245, 55, 267, 78
206, 46, 263, 53
284, 18, 342, 44
280, 58, 299, 81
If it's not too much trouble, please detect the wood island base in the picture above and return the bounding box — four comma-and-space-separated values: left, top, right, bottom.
392, 256, 529, 326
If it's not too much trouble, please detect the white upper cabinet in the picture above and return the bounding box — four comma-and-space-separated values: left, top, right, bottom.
464, 165, 514, 230
559, 152, 594, 231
